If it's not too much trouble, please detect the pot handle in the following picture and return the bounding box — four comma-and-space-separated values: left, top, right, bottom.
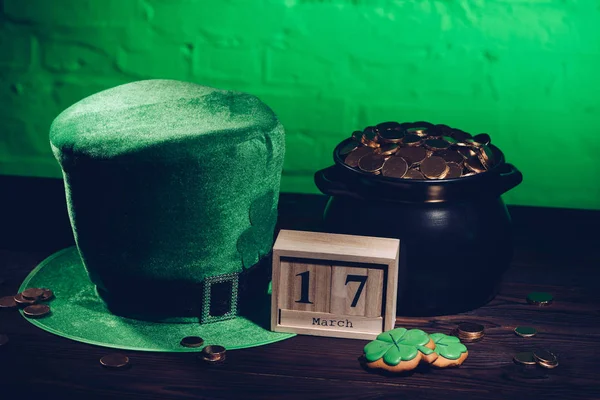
496, 163, 523, 195
314, 165, 363, 200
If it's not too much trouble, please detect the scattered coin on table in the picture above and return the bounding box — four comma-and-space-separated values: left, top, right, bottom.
341, 121, 500, 179
0, 334, 8, 347
533, 349, 558, 369
513, 352, 537, 366
23, 304, 51, 318
0, 296, 18, 309
514, 326, 537, 338
200, 345, 227, 364
456, 322, 485, 342
180, 336, 205, 348
22, 288, 44, 300
39, 289, 54, 301
527, 292, 553, 306
100, 353, 130, 369
536, 359, 559, 369
14, 293, 36, 306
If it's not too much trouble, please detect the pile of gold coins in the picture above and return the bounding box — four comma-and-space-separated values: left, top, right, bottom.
0, 287, 54, 318
339, 121, 499, 179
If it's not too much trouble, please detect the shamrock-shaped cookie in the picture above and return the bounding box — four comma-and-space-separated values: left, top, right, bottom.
429, 333, 469, 368
363, 328, 438, 372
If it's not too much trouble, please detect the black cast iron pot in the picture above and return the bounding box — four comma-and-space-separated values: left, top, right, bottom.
314, 139, 523, 316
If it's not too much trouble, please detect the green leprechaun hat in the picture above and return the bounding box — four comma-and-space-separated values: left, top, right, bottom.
18, 79, 294, 351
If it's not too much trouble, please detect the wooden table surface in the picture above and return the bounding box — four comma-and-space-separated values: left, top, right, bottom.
1, 176, 600, 399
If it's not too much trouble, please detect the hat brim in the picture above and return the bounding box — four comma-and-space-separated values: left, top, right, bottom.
19, 247, 294, 352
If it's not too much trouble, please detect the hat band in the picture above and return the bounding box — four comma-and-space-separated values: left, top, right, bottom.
95, 253, 272, 323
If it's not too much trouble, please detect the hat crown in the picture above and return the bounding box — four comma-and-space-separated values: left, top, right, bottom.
50, 79, 279, 158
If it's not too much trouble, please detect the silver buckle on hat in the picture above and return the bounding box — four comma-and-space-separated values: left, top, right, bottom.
201, 273, 239, 324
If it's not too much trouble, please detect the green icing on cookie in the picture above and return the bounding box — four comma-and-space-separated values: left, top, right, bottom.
364, 328, 431, 365
430, 333, 468, 360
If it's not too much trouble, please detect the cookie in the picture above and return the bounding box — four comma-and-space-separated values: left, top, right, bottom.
429, 333, 468, 368
363, 328, 438, 372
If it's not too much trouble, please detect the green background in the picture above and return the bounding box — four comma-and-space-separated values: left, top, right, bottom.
1, 0, 599, 209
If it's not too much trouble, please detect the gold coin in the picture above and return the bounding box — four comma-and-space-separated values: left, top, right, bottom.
381, 157, 409, 179
513, 352, 536, 366
478, 145, 495, 169
444, 162, 463, 179
377, 129, 404, 143
458, 335, 483, 343
180, 336, 205, 348
537, 360, 559, 369
457, 322, 485, 335
449, 129, 472, 142
424, 138, 449, 151
403, 169, 426, 180
410, 121, 435, 133
434, 149, 463, 164
420, 156, 449, 179
442, 136, 458, 145
435, 124, 453, 134
361, 127, 380, 148
14, 293, 36, 306
457, 331, 485, 339
200, 345, 227, 363
358, 153, 387, 173
458, 331, 484, 338
526, 292, 553, 306
464, 138, 483, 149
22, 288, 44, 300
396, 146, 428, 166
514, 326, 537, 338
0, 296, 18, 309
457, 146, 477, 159
23, 304, 51, 318
40, 289, 54, 302
100, 353, 130, 369
461, 171, 477, 177
338, 141, 359, 156
401, 134, 422, 147
343, 147, 373, 168
376, 143, 399, 156
406, 127, 429, 137
464, 157, 486, 173
473, 133, 491, 146
376, 122, 404, 143
376, 121, 402, 131
533, 349, 557, 365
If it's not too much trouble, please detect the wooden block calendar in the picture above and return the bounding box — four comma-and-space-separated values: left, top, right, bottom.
271, 230, 400, 340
